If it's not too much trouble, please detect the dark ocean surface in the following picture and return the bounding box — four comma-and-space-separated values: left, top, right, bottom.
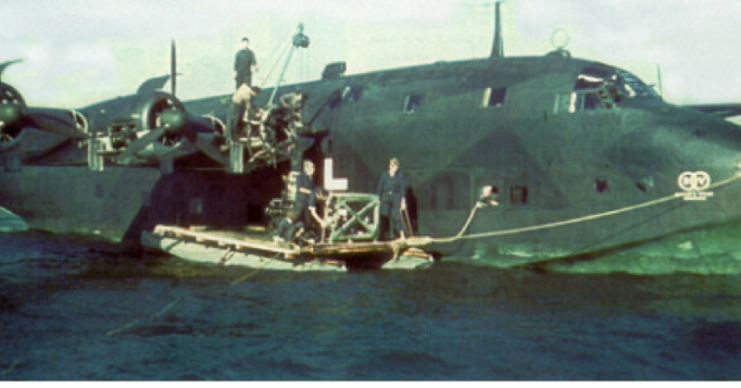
1, 231, 741, 381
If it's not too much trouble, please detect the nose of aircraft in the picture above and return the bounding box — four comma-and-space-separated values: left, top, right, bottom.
686, 117, 741, 176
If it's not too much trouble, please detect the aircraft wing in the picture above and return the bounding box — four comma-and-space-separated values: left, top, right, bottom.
685, 103, 741, 118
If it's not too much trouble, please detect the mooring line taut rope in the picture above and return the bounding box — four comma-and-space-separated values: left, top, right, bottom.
106, 296, 184, 337
430, 172, 741, 245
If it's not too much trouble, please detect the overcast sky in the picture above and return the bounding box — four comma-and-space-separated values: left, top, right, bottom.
2, 0, 740, 107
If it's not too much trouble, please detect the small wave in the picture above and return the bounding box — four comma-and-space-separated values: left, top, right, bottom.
345, 351, 452, 380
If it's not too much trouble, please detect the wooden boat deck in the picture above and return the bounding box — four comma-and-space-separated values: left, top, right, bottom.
148, 225, 436, 271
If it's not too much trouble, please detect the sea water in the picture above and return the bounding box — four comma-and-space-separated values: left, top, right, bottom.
1, 231, 740, 381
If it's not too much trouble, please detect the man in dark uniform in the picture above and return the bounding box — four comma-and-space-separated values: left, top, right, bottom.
280, 91, 306, 121
376, 157, 407, 241
294, 160, 315, 229
307, 187, 328, 241
274, 209, 304, 244
233, 37, 257, 89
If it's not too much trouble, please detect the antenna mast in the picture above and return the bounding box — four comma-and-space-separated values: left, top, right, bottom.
490, 2, 504, 59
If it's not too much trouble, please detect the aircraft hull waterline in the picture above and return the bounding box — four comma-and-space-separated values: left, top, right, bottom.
426, 173, 741, 267
2, 164, 741, 270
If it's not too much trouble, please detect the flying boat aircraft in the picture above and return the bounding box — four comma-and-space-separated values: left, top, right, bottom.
2, 3, 741, 271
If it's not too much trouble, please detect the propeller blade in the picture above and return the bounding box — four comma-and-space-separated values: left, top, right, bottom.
180, 123, 228, 166
193, 133, 228, 166
171, 39, 177, 96
116, 126, 168, 161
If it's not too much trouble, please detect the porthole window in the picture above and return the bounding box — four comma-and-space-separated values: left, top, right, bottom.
403, 95, 422, 113
482, 87, 507, 108
510, 186, 528, 204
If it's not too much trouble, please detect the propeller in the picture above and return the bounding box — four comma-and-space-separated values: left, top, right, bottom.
115, 126, 168, 161
0, 82, 27, 128
1, 82, 88, 144
167, 40, 227, 166
115, 105, 186, 162
114, 40, 229, 167
0, 103, 24, 144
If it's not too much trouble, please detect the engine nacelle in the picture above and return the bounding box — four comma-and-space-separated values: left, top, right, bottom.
0, 82, 28, 150
70, 109, 89, 134
135, 91, 186, 133
88, 91, 226, 171
105, 91, 187, 156
1, 82, 87, 154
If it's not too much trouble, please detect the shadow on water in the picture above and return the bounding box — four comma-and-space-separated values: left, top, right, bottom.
689, 321, 741, 359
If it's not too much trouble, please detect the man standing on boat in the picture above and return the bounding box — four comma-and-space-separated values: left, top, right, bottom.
234, 37, 257, 89
307, 187, 329, 241
295, 160, 316, 229
376, 157, 407, 241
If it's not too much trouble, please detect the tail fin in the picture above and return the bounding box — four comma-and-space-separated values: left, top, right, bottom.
0, 59, 23, 82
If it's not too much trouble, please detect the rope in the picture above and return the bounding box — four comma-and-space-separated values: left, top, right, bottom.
230, 258, 271, 286
258, 33, 293, 88
217, 246, 233, 265
0, 359, 20, 378
106, 296, 184, 337
454, 206, 480, 239
105, 253, 275, 337
430, 172, 741, 244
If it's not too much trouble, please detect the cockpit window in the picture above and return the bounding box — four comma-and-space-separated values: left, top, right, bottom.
554, 65, 658, 114
614, 69, 658, 98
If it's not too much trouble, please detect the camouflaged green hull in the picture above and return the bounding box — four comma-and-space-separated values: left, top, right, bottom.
2, 54, 741, 274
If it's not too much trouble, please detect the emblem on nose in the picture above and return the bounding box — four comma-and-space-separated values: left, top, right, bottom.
677, 171, 713, 201
678, 171, 711, 191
